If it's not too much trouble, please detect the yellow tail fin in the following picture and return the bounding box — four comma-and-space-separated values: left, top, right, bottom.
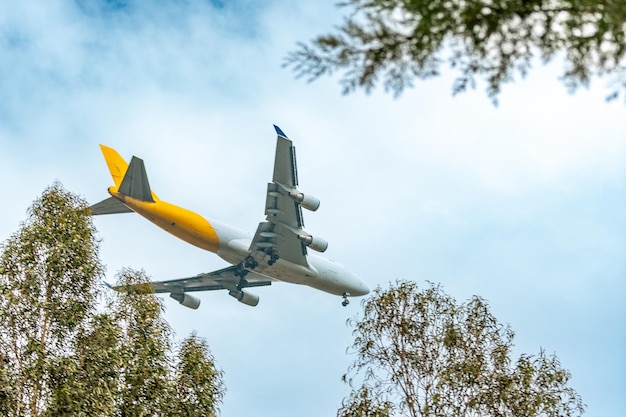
99, 144, 129, 189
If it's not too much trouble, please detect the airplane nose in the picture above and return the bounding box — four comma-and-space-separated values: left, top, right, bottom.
352, 275, 370, 296
360, 280, 370, 295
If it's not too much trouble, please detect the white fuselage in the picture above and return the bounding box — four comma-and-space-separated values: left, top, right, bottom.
209, 218, 369, 297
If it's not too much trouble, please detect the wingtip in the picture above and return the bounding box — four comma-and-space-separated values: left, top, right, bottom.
273, 124, 288, 138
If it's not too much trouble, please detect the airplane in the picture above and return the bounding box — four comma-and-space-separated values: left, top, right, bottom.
91, 125, 370, 309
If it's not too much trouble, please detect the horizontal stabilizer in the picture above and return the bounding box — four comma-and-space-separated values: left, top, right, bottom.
90, 197, 133, 215
118, 156, 155, 202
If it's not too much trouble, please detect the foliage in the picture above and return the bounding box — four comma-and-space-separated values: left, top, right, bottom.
338, 281, 585, 417
0, 182, 104, 416
171, 333, 225, 417
285, 0, 626, 103
112, 268, 174, 416
0, 184, 224, 417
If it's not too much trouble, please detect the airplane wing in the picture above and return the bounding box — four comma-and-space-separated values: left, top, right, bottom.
113, 265, 273, 294
248, 125, 322, 267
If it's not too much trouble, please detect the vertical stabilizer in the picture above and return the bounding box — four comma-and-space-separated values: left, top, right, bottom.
118, 156, 155, 202
99, 144, 129, 189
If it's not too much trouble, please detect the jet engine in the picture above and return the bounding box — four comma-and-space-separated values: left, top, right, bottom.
297, 234, 329, 252
228, 290, 260, 307
170, 292, 201, 310
289, 192, 320, 211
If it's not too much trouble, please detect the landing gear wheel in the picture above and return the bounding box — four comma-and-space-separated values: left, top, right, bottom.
341, 293, 350, 307
267, 251, 279, 266
244, 257, 259, 269
234, 264, 248, 279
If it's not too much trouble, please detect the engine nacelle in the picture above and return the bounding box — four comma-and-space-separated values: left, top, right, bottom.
289, 192, 320, 211
169, 292, 201, 310
229, 290, 260, 307
297, 234, 329, 252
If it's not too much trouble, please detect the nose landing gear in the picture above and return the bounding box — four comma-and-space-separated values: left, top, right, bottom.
341, 293, 350, 307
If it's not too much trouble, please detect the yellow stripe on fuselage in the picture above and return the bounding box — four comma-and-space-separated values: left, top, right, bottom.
109, 189, 220, 253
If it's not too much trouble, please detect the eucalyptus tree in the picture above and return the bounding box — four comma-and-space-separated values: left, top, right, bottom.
46, 313, 122, 416
171, 333, 225, 417
286, 0, 626, 103
338, 281, 585, 417
46, 268, 225, 417
111, 268, 175, 416
0, 183, 104, 416
110, 268, 225, 417
0, 185, 224, 417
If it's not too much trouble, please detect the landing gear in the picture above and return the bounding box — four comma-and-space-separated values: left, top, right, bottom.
266, 249, 279, 266
234, 264, 249, 290
236, 278, 248, 291
234, 264, 248, 278
244, 256, 259, 269
341, 293, 350, 307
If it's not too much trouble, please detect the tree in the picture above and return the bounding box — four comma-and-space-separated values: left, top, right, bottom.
113, 268, 175, 416
171, 333, 225, 417
46, 313, 123, 416
0, 183, 104, 416
338, 281, 585, 417
46, 268, 225, 417
0, 184, 224, 417
285, 0, 626, 103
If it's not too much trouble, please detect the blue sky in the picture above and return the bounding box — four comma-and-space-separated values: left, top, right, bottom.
1, 1, 624, 416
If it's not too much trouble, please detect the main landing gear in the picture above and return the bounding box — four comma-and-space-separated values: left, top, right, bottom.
234, 264, 248, 281
243, 256, 259, 269
234, 255, 265, 289
342, 293, 350, 307
266, 249, 279, 266
233, 264, 249, 291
